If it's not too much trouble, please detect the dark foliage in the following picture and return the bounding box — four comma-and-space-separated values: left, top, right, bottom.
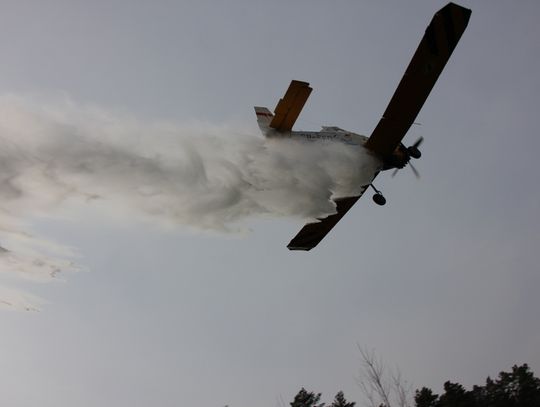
415, 364, 540, 407
290, 388, 325, 407
330, 391, 356, 407
289, 364, 540, 407
415, 387, 438, 407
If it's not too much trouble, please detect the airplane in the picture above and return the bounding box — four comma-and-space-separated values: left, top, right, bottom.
254, 2, 471, 251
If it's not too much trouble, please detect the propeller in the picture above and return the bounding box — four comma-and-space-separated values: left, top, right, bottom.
391, 164, 420, 179
408, 136, 424, 159
409, 161, 420, 179
412, 136, 424, 148
391, 136, 424, 178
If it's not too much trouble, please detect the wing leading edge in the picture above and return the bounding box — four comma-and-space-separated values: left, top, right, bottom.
364, 2, 471, 157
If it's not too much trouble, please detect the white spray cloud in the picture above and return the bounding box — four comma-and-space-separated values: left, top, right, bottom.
0, 94, 380, 309
0, 284, 44, 312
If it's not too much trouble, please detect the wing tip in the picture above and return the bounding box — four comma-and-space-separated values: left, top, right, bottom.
287, 244, 314, 251
441, 2, 472, 24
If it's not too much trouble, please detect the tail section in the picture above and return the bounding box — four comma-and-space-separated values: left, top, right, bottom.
254, 106, 274, 136
254, 80, 311, 137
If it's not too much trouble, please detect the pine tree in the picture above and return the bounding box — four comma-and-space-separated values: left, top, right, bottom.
329, 391, 355, 407
437, 381, 474, 407
413, 364, 540, 407
483, 364, 540, 407
290, 388, 325, 407
415, 387, 438, 407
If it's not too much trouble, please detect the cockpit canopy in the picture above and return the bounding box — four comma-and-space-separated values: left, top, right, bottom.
320, 126, 346, 132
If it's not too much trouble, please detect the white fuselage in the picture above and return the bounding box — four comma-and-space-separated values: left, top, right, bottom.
269, 126, 369, 147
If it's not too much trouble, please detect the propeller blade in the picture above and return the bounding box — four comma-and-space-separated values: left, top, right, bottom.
409, 161, 420, 179
412, 136, 424, 149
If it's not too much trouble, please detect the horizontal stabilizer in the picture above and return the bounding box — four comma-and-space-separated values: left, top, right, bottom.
269, 80, 312, 132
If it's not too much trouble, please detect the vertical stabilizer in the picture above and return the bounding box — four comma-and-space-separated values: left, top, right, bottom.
254, 106, 274, 136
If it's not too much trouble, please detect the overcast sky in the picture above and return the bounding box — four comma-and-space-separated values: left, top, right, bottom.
1, 1, 539, 406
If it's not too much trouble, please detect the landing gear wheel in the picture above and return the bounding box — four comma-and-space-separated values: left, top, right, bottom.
372, 193, 386, 206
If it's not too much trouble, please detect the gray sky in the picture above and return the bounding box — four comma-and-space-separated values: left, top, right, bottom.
1, 1, 539, 406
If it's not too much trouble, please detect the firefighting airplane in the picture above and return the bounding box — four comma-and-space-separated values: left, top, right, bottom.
254, 2, 471, 251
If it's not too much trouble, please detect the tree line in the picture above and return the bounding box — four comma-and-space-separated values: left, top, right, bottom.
288, 363, 540, 407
